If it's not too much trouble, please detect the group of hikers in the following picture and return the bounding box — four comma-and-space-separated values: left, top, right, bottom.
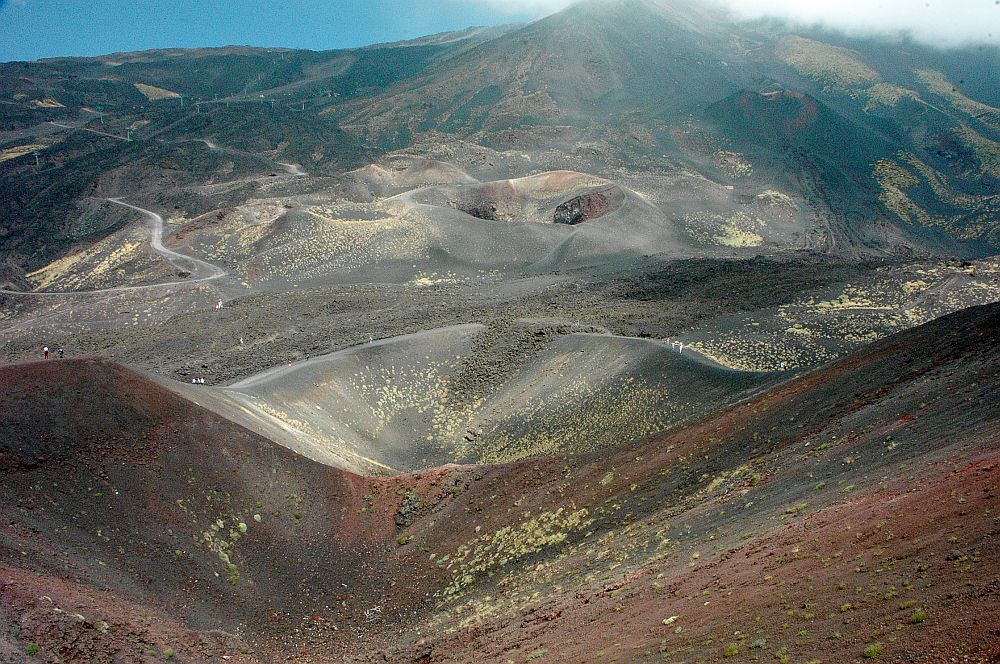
41, 346, 64, 360
190, 376, 207, 384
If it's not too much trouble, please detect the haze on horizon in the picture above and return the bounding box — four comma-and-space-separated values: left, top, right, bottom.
0, 0, 997, 63
473, 0, 999, 46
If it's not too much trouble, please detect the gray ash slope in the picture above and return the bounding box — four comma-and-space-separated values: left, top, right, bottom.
1, 0, 998, 277
173, 321, 781, 474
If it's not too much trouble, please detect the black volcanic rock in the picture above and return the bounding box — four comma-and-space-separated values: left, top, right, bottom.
554, 186, 625, 225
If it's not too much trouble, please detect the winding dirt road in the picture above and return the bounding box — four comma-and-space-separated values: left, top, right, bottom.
195, 138, 307, 177
223, 323, 484, 390
0, 198, 226, 297
277, 162, 307, 176
47, 121, 129, 141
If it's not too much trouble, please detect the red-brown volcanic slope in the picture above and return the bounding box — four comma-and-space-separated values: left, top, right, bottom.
2, 303, 999, 663
0, 360, 469, 661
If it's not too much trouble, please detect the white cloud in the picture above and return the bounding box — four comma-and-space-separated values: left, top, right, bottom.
718, 0, 998, 47
458, 0, 998, 46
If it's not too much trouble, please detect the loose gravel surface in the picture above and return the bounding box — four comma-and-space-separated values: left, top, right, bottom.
1, 255, 870, 384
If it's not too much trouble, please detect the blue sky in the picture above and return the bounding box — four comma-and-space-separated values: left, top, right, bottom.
1, 0, 996, 62
0, 1, 548, 62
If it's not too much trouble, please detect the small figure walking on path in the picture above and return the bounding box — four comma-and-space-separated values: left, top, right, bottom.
215, 299, 224, 311
43, 346, 49, 360
58, 347, 64, 359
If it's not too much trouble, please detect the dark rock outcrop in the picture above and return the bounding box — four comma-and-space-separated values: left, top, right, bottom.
554, 186, 625, 225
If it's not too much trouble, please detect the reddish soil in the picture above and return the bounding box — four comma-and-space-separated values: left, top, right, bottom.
2, 302, 999, 662
359, 303, 1000, 662
0, 360, 459, 661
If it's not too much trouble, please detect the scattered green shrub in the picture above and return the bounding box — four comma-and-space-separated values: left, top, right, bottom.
864, 643, 884, 659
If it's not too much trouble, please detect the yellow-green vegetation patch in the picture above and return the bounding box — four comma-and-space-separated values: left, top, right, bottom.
715, 225, 763, 248
785, 324, 813, 336
813, 287, 887, 311
26, 224, 164, 291
192, 514, 253, 584
777, 36, 880, 88
472, 375, 681, 464
684, 210, 766, 248
134, 82, 181, 101
408, 271, 466, 287
700, 464, 755, 496
714, 151, 753, 179
348, 359, 476, 445
756, 190, 797, 208
686, 260, 1000, 372
194, 199, 447, 285
899, 153, 982, 209
252, 204, 436, 281
874, 159, 919, 190
953, 124, 1000, 179
916, 69, 1000, 130
902, 279, 930, 295
28, 97, 64, 108
864, 83, 919, 111
0, 144, 45, 163
873, 155, 996, 240
873, 158, 933, 227
437, 507, 594, 601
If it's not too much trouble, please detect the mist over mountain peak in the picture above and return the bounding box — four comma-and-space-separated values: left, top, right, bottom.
1, 4, 999, 662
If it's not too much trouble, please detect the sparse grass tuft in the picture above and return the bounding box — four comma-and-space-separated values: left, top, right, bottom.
911, 609, 927, 624
724, 642, 739, 657
26, 643, 39, 656
864, 643, 884, 659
